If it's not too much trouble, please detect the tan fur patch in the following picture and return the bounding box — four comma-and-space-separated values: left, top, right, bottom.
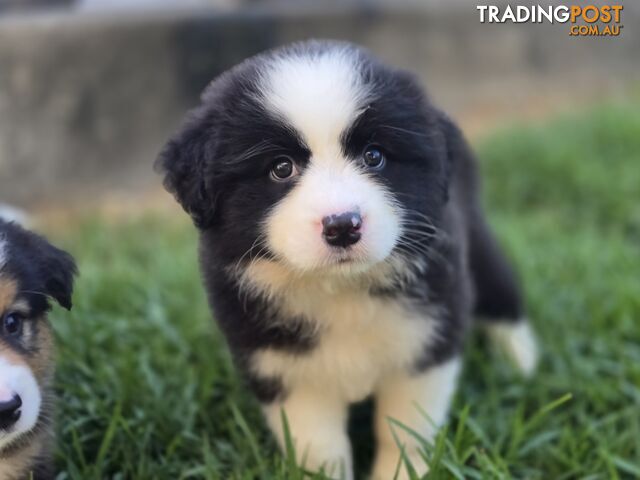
0, 436, 50, 480
0, 278, 18, 314
0, 265, 54, 478
238, 256, 437, 403
0, 277, 54, 478
23, 320, 54, 385
0, 277, 54, 382
0, 278, 25, 368
234, 253, 424, 304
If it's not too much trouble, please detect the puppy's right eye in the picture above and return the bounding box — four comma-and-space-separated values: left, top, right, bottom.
270, 156, 298, 181
2, 313, 24, 337
362, 145, 386, 170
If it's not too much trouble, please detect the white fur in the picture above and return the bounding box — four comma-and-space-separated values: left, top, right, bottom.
259, 47, 401, 273
250, 283, 438, 403
265, 159, 401, 272
264, 386, 353, 480
0, 204, 30, 227
0, 356, 42, 451
244, 258, 440, 479
488, 320, 538, 376
372, 358, 461, 480
260, 46, 370, 154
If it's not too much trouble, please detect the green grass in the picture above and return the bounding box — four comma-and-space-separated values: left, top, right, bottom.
49, 101, 640, 479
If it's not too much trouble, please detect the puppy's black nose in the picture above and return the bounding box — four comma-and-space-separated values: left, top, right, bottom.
0, 395, 22, 430
322, 212, 362, 248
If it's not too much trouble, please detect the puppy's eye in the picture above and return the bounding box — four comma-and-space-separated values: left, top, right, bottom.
270, 156, 298, 181
363, 146, 386, 170
2, 313, 24, 337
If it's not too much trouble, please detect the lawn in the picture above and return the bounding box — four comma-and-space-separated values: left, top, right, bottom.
48, 101, 640, 479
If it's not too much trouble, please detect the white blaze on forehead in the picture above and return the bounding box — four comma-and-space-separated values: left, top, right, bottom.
258, 46, 402, 272
259, 46, 370, 154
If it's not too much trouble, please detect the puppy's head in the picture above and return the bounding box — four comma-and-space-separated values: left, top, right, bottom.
0, 220, 76, 452
158, 41, 450, 277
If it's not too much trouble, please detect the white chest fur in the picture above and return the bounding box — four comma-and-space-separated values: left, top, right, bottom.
244, 263, 437, 403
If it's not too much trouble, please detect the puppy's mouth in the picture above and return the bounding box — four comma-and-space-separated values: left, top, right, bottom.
322, 247, 379, 274
331, 249, 359, 264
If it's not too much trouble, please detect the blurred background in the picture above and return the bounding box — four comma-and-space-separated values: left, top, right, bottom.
1, 0, 638, 212
1, 1, 640, 478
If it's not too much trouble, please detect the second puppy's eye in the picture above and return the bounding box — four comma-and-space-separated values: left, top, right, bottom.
363, 146, 386, 169
270, 156, 298, 181
2, 313, 24, 337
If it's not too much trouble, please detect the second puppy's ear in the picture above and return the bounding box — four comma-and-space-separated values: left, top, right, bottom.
155, 108, 219, 229
436, 110, 474, 202
42, 245, 77, 311
1, 221, 77, 310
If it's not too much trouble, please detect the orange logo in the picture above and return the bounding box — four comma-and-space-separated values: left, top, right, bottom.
477, 4, 623, 36
569, 5, 623, 36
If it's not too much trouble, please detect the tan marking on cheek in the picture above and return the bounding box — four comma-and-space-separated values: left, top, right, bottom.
0, 279, 47, 374
0, 342, 26, 367
0, 322, 53, 389
0, 279, 53, 383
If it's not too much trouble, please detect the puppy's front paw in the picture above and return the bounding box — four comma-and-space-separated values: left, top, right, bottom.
488, 320, 539, 376
371, 446, 428, 480
262, 390, 353, 480
296, 442, 353, 480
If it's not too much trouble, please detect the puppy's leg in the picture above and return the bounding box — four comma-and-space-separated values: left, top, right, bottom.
264, 386, 353, 480
371, 357, 461, 480
486, 320, 538, 376
469, 212, 538, 375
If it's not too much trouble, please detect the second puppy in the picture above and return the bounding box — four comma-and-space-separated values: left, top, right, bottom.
0, 219, 76, 479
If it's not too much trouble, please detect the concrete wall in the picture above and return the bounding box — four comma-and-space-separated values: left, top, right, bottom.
1, 3, 638, 206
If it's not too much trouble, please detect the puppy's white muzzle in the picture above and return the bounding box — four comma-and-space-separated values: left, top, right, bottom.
266, 160, 400, 271
0, 356, 41, 451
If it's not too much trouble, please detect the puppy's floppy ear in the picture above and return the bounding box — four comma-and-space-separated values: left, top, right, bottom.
436, 110, 474, 201
1, 221, 77, 310
155, 108, 219, 229
40, 244, 77, 310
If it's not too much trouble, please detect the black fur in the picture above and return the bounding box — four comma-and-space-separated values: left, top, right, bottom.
1, 219, 77, 312
157, 40, 523, 402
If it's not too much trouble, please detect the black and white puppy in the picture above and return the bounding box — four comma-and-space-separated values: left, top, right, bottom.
0, 219, 76, 479
157, 40, 538, 479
